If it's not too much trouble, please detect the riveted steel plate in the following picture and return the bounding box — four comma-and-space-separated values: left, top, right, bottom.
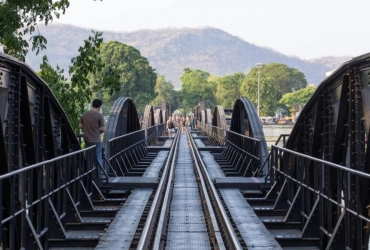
168, 223, 208, 232
95, 189, 152, 249
200, 151, 225, 178
143, 151, 169, 177
166, 232, 212, 250
219, 188, 282, 248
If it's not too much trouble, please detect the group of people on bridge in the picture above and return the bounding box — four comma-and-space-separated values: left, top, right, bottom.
166, 114, 196, 137
78, 99, 200, 176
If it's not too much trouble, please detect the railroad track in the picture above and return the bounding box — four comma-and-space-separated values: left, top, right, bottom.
135, 129, 243, 250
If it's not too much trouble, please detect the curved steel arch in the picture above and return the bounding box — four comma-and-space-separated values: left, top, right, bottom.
286, 54, 370, 165
103, 97, 140, 148
212, 105, 228, 131
0, 53, 80, 173
154, 108, 163, 124
154, 102, 171, 123
193, 100, 204, 122
229, 97, 269, 168
269, 53, 370, 250
142, 105, 155, 129
200, 110, 206, 123
209, 105, 228, 146
0, 53, 81, 249
206, 108, 212, 124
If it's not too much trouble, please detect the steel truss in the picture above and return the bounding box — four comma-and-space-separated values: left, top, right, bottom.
142, 105, 155, 130
0, 53, 118, 249
153, 101, 171, 125
198, 98, 268, 177
141, 104, 166, 145
266, 53, 370, 249
229, 97, 269, 167
106, 129, 159, 177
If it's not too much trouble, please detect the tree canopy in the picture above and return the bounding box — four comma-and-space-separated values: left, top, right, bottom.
279, 85, 316, 115
0, 0, 100, 60
215, 72, 245, 108
38, 31, 104, 132
180, 68, 216, 112
92, 41, 157, 111
240, 63, 307, 116
151, 75, 179, 110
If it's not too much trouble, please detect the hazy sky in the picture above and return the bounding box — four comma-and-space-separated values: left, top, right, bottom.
55, 0, 370, 59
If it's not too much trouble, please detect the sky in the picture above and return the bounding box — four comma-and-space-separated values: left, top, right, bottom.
55, 0, 370, 60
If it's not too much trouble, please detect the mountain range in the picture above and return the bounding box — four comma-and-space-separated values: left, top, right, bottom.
25, 24, 352, 89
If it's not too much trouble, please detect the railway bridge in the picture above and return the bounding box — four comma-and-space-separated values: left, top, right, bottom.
1, 52, 370, 249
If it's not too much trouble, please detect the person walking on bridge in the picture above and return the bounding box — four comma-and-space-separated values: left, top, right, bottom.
79, 99, 105, 178
167, 116, 175, 137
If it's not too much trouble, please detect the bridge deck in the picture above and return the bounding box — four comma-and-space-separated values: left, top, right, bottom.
166, 133, 212, 249
2, 51, 369, 250
95, 188, 153, 249
197, 138, 281, 249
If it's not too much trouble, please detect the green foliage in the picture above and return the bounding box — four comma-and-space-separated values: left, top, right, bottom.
37, 55, 83, 131
180, 68, 216, 111
151, 75, 179, 110
240, 63, 307, 116
177, 108, 186, 115
279, 85, 316, 113
215, 72, 245, 108
37, 55, 67, 97
0, 0, 101, 60
38, 31, 104, 132
0, 0, 70, 60
69, 30, 104, 93
91, 41, 157, 111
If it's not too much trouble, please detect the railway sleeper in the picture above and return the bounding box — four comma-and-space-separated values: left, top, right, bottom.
48, 236, 99, 248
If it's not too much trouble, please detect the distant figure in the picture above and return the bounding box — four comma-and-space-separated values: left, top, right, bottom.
181, 117, 186, 132
79, 99, 105, 178
167, 116, 175, 137
190, 116, 195, 130
139, 115, 143, 128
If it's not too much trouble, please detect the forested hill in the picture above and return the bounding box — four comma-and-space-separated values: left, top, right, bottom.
25, 24, 351, 89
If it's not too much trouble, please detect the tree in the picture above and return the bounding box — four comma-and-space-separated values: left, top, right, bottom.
180, 68, 216, 111
0, 0, 100, 60
240, 63, 307, 116
92, 41, 157, 111
37, 55, 68, 102
38, 31, 104, 132
279, 85, 316, 119
151, 75, 179, 110
215, 72, 245, 108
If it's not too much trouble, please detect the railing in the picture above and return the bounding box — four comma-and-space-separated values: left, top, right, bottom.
0, 146, 97, 249
270, 144, 370, 249
199, 122, 226, 146
106, 124, 164, 176
226, 129, 262, 176
274, 134, 290, 147
146, 123, 166, 146
107, 130, 145, 175
252, 133, 290, 179
198, 121, 262, 177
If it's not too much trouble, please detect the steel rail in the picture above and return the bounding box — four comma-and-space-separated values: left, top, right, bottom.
136, 130, 180, 250
151, 133, 180, 249
187, 129, 227, 249
187, 129, 243, 250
